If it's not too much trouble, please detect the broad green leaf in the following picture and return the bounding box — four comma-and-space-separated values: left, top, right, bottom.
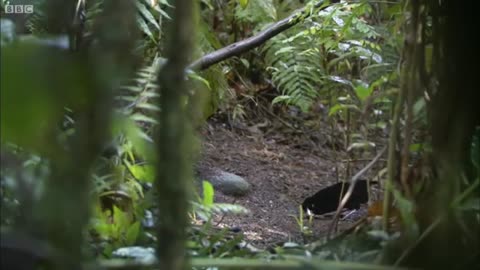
354, 84, 372, 102
202, 180, 214, 207
188, 72, 211, 89
1, 43, 87, 156
127, 163, 156, 183
125, 221, 140, 245
328, 104, 344, 116
239, 0, 249, 9
94, 222, 113, 237
113, 205, 129, 229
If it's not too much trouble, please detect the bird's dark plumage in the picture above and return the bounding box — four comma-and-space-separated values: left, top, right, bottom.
302, 180, 371, 215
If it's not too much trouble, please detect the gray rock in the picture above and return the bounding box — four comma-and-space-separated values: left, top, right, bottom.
196, 167, 250, 196
112, 246, 156, 264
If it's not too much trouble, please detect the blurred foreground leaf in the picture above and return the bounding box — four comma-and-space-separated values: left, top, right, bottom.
1, 42, 88, 156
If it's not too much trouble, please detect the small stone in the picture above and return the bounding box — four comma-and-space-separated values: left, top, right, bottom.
196, 167, 250, 196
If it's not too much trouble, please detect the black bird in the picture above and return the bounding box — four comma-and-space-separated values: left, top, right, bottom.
302, 180, 373, 215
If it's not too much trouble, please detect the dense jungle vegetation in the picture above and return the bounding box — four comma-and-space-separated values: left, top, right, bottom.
1, 0, 479, 269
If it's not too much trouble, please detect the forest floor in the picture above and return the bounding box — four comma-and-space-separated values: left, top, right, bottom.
197, 108, 384, 248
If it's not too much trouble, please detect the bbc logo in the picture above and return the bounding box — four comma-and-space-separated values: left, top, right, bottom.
4, 5, 34, 14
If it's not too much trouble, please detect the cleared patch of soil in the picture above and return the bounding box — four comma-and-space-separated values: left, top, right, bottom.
197, 115, 379, 248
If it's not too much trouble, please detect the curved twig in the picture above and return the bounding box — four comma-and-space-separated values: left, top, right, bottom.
327, 146, 387, 239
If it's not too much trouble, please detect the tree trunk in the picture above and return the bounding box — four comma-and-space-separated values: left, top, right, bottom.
388, 1, 479, 269
155, 0, 195, 269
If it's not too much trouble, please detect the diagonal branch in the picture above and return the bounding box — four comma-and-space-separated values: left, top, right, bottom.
327, 146, 388, 239
188, 0, 340, 71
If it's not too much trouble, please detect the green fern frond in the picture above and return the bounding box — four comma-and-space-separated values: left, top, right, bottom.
263, 2, 391, 111
263, 33, 324, 112
26, 0, 166, 48
24, 0, 49, 34
117, 56, 163, 133
136, 0, 169, 43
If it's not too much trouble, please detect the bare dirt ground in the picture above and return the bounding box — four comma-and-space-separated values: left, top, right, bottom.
197, 113, 376, 248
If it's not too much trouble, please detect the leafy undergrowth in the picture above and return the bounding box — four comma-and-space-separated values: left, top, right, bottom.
98, 180, 395, 269
86, 109, 395, 267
